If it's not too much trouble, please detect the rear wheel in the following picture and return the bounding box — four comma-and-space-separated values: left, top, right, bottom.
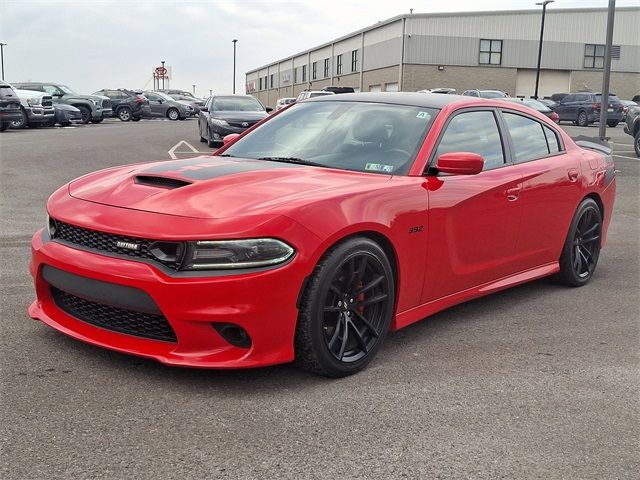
167, 108, 179, 121
635, 131, 640, 157
295, 237, 395, 377
607, 121, 619, 127
556, 198, 602, 287
577, 110, 589, 127
117, 107, 132, 122
91, 118, 103, 124
131, 117, 141, 122
10, 108, 28, 129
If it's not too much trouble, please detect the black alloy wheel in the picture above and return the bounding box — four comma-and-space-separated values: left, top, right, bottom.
118, 107, 132, 122
557, 198, 602, 287
295, 237, 395, 377
577, 110, 589, 127
207, 126, 217, 148
76, 106, 91, 124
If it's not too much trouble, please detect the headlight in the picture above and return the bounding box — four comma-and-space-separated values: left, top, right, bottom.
27, 96, 42, 106
90, 99, 100, 106
47, 215, 57, 237
182, 238, 294, 270
211, 118, 229, 126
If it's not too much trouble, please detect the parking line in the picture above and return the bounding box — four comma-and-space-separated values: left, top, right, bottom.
613, 154, 639, 160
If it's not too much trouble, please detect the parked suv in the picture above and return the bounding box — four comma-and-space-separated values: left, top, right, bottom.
11, 82, 112, 124
143, 91, 191, 120
622, 103, 640, 156
0, 81, 22, 131
157, 89, 204, 114
10, 88, 55, 129
295, 90, 335, 101
198, 95, 270, 147
93, 89, 151, 122
554, 92, 624, 127
322, 86, 355, 94
462, 89, 509, 98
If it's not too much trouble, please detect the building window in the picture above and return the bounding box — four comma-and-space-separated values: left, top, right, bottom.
584, 44, 605, 69
302, 65, 307, 82
351, 49, 358, 72
336, 54, 343, 75
312, 61, 317, 80
323, 58, 330, 78
479, 39, 502, 65
294, 67, 297, 84
259, 77, 263, 90
264, 76, 267, 89
270, 74, 274, 88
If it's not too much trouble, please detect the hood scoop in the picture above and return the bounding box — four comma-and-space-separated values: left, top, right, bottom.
134, 175, 192, 189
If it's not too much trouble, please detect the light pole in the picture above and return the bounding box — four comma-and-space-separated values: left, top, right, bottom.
0, 43, 6, 80
161, 60, 166, 89
192, 84, 196, 95
533, 0, 553, 99
232, 39, 238, 94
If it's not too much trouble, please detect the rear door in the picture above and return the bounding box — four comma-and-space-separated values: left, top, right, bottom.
499, 109, 583, 269
145, 93, 166, 117
422, 109, 524, 302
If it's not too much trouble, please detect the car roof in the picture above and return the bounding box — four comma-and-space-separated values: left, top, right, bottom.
306, 91, 474, 109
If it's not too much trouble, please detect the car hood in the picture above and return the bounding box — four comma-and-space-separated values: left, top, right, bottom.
68, 155, 391, 219
210, 111, 268, 122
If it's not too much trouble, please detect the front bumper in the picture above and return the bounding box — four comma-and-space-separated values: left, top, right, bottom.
25, 106, 55, 124
209, 123, 249, 143
28, 199, 317, 368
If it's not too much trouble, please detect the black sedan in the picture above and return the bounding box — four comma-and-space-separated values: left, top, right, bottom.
501, 98, 559, 123
198, 95, 271, 147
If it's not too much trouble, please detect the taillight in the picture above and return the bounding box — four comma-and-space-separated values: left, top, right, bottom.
550, 112, 560, 123
592, 103, 600, 110
135, 96, 144, 105
623, 106, 628, 116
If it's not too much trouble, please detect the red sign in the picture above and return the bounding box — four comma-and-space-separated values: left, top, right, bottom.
155, 66, 168, 76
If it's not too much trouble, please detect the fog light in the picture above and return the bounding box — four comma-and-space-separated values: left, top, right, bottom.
212, 323, 251, 348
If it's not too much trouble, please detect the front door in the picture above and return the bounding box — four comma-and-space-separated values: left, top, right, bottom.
422, 109, 523, 303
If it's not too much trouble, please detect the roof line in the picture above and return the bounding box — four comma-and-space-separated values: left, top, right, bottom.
246, 6, 639, 74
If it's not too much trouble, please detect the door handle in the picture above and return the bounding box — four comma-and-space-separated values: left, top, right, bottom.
568, 169, 579, 182
506, 186, 521, 201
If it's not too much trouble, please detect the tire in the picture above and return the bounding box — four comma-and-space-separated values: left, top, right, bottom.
60, 122, 71, 127
167, 108, 179, 121
77, 106, 91, 124
607, 121, 619, 128
635, 130, 640, 157
178, 117, 186, 121
0, 122, 8, 132
294, 237, 395, 377
207, 127, 218, 148
556, 198, 602, 287
131, 117, 141, 122
10, 108, 28, 129
117, 107, 132, 122
576, 110, 589, 127
91, 118, 103, 124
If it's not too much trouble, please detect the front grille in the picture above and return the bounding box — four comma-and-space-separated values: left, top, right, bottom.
51, 287, 177, 342
51, 220, 183, 270
227, 120, 259, 128
41, 96, 53, 107
102, 99, 111, 108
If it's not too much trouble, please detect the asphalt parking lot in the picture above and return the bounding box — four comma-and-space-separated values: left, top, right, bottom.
1, 118, 638, 479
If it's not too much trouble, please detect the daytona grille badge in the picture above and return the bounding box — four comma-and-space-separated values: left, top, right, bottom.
116, 240, 141, 251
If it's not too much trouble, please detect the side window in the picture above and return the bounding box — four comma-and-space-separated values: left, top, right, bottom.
434, 111, 505, 171
503, 112, 552, 163
543, 125, 561, 153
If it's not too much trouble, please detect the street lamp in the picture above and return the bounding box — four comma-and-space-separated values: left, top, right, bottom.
232, 39, 238, 94
0, 43, 6, 80
161, 60, 166, 89
192, 84, 196, 95
534, 0, 554, 99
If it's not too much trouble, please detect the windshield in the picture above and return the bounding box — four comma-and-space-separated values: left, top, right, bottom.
212, 96, 264, 112
58, 85, 77, 95
221, 101, 437, 175
480, 91, 507, 98
309, 92, 333, 98
595, 94, 621, 104
154, 92, 175, 101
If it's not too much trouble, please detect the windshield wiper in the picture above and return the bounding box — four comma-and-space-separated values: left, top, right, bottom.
217, 154, 235, 157
257, 156, 324, 167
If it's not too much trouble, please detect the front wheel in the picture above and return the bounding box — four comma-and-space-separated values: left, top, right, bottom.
167, 108, 179, 121
207, 127, 218, 148
91, 118, 103, 124
577, 110, 589, 127
607, 121, 619, 128
295, 237, 395, 377
11, 108, 28, 129
77, 106, 91, 124
635, 131, 640, 157
556, 198, 602, 287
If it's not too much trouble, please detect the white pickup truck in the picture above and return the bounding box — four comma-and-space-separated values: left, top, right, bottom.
10, 88, 55, 128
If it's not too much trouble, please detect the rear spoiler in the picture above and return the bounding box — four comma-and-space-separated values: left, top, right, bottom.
572, 135, 612, 155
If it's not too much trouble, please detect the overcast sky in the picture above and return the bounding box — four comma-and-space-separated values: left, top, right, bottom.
1, 0, 634, 97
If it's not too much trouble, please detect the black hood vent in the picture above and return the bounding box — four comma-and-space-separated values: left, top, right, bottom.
134, 175, 192, 189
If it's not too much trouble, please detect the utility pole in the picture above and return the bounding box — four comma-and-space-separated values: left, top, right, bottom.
232, 39, 238, 94
599, 0, 616, 140
534, 1, 554, 99
0, 43, 6, 80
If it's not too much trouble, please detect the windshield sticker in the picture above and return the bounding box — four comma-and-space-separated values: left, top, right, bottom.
365, 163, 395, 173
416, 111, 430, 119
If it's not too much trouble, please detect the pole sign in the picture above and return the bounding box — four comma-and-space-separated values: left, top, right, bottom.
153, 66, 171, 79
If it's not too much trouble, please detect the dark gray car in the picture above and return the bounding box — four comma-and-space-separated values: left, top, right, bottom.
143, 91, 191, 120
198, 95, 270, 147
554, 92, 624, 127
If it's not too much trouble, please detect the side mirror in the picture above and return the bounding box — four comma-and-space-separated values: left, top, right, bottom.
265, 106, 273, 113
435, 152, 484, 175
200, 106, 208, 112
223, 133, 240, 145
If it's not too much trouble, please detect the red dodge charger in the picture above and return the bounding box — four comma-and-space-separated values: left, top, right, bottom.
29, 93, 616, 377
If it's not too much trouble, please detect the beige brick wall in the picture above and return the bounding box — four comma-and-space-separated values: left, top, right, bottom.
570, 71, 640, 100
362, 66, 400, 91
402, 64, 518, 96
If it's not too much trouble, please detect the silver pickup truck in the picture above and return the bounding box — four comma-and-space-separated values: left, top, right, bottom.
11, 88, 56, 128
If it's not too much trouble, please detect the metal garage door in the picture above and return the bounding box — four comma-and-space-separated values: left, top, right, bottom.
369, 84, 382, 92
516, 69, 570, 98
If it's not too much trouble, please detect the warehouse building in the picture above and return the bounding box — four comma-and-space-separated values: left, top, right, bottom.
246, 7, 640, 105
